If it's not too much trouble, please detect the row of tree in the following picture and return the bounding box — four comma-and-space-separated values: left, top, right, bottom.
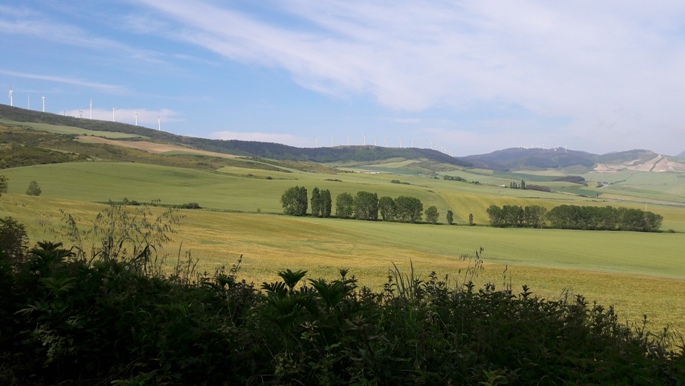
486, 205, 547, 228
281, 186, 436, 223
546, 205, 663, 232
486, 204, 663, 232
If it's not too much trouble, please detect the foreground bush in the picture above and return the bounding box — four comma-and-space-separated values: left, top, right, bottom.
1, 243, 683, 385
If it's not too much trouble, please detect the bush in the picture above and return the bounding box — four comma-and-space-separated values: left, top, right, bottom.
0, 248, 682, 385
25, 181, 42, 196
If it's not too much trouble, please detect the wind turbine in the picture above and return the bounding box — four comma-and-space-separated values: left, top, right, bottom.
135, 112, 138, 126
363, 133, 366, 146
8, 86, 13, 107
314, 137, 318, 147
42, 96, 45, 112
90, 99, 93, 119
157, 115, 161, 131
112, 108, 116, 122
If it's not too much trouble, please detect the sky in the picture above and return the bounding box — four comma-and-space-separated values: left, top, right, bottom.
2, 0, 685, 156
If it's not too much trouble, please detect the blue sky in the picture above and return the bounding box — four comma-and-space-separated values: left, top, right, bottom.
2, 1, 685, 156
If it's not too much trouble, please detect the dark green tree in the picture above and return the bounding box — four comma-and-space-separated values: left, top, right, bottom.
0, 175, 7, 196
335, 192, 354, 219
311, 187, 321, 217
469, 213, 474, 226
0, 217, 28, 262
521, 179, 526, 190
378, 196, 396, 221
320, 189, 332, 218
354, 191, 379, 220
395, 196, 423, 223
26, 180, 41, 196
281, 186, 308, 216
446, 210, 454, 225
426, 206, 439, 224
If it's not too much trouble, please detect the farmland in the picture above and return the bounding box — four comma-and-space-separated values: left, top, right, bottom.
2, 157, 685, 333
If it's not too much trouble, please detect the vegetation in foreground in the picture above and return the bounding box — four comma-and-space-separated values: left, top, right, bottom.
1, 208, 684, 385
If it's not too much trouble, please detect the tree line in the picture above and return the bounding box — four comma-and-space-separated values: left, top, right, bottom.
487, 204, 663, 232
281, 186, 442, 224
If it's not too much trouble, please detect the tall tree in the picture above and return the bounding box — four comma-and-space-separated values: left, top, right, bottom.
320, 189, 332, 218
426, 206, 439, 224
354, 191, 379, 220
0, 175, 7, 196
335, 192, 354, 219
379, 196, 396, 221
281, 186, 308, 216
446, 210, 454, 225
395, 196, 423, 223
311, 187, 321, 217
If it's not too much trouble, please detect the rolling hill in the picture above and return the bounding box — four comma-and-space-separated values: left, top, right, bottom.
464, 147, 685, 173
0, 104, 470, 167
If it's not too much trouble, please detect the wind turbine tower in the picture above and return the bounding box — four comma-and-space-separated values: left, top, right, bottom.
157, 115, 161, 131
112, 108, 116, 122
135, 112, 138, 126
42, 96, 45, 112
90, 99, 93, 119
8, 87, 13, 107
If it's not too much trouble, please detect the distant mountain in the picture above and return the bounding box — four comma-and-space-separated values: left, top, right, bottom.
463, 147, 597, 171
462, 147, 685, 173
0, 104, 471, 167
676, 151, 685, 159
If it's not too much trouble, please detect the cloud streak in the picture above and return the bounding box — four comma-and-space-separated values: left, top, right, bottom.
0, 70, 128, 94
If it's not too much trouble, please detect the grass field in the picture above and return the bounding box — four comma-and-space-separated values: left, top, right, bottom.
0, 118, 144, 139
2, 158, 685, 335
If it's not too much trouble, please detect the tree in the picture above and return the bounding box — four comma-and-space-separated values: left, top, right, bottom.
311, 187, 321, 217
469, 213, 474, 226
320, 189, 332, 218
521, 179, 526, 190
395, 196, 423, 223
0, 217, 28, 262
281, 186, 308, 216
426, 206, 439, 224
26, 180, 41, 196
0, 175, 7, 196
446, 210, 454, 225
378, 196, 396, 221
335, 192, 354, 219
354, 191, 379, 221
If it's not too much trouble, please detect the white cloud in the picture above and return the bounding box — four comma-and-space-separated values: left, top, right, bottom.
0, 70, 128, 94
211, 131, 309, 147
137, 0, 685, 153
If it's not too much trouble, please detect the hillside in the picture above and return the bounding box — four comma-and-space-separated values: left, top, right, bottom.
0, 105, 470, 167
464, 147, 685, 173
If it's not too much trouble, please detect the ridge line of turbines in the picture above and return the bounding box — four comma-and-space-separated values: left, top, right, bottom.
315, 134, 455, 156
7, 86, 161, 131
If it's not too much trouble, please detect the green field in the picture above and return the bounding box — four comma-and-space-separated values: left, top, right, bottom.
0, 118, 145, 139
2, 157, 685, 334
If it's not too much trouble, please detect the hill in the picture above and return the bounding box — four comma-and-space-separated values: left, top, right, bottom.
0, 105, 470, 167
676, 151, 685, 159
464, 147, 685, 173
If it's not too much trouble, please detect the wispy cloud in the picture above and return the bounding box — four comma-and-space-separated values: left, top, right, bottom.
139, 0, 685, 152
0, 70, 128, 94
0, 5, 164, 64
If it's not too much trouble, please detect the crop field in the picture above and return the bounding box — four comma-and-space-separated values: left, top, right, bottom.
2, 157, 685, 334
